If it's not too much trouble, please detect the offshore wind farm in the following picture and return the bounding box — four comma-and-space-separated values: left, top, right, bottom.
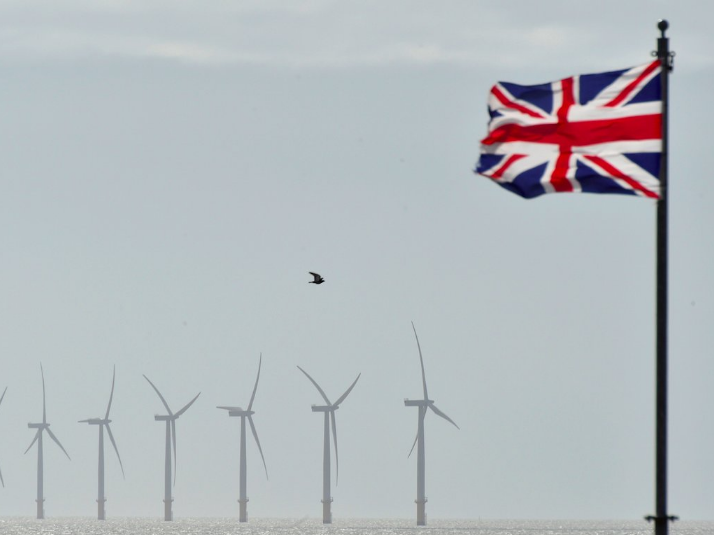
0, 3, 712, 535
0, 333, 455, 523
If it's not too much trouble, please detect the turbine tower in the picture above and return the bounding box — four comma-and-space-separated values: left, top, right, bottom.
217, 354, 268, 522
298, 365, 360, 524
0, 386, 7, 487
404, 323, 459, 526
79, 366, 125, 520
144, 375, 200, 521
25, 364, 71, 519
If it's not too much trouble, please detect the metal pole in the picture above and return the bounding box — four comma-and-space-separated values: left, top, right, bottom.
646, 18, 676, 535
164, 422, 173, 521
416, 406, 426, 526
36, 433, 44, 519
98, 425, 106, 520
239, 416, 248, 522
322, 412, 332, 524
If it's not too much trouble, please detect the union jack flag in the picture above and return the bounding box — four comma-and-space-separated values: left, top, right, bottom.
475, 61, 662, 199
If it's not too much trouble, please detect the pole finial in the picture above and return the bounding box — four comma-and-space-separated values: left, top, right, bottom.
658, 19, 669, 37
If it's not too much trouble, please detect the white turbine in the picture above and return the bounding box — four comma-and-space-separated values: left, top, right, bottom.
25, 364, 71, 519
298, 365, 360, 524
144, 375, 200, 521
217, 354, 268, 522
79, 365, 125, 520
404, 323, 459, 526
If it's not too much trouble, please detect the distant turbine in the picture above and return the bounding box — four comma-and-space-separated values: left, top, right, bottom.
0, 386, 6, 487
79, 366, 125, 520
404, 323, 459, 526
217, 354, 268, 522
25, 364, 71, 519
144, 375, 200, 521
298, 365, 360, 524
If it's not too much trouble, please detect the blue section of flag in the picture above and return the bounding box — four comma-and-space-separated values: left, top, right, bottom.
499, 81, 553, 115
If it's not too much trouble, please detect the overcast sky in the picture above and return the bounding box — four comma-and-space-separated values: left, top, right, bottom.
0, 0, 712, 522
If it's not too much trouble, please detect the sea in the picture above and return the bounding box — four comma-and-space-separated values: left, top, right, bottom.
0, 518, 710, 535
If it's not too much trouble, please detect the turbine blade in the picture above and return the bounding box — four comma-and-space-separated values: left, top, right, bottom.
296, 366, 331, 405
330, 410, 339, 486
174, 392, 200, 417
46, 427, 71, 460
105, 365, 116, 420
411, 322, 429, 401
41, 363, 47, 424
216, 406, 240, 411
171, 419, 177, 486
143, 375, 173, 416
333, 373, 360, 407
0, 466, 3, 487
247, 354, 262, 411
429, 403, 460, 430
248, 415, 268, 480
0, 386, 7, 406
24, 430, 40, 454
78, 419, 92, 423
407, 431, 418, 458
105, 423, 125, 478
409, 406, 427, 457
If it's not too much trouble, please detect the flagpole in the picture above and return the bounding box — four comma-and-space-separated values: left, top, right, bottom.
646, 19, 675, 535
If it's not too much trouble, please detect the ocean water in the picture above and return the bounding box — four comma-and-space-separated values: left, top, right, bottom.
0, 518, 710, 535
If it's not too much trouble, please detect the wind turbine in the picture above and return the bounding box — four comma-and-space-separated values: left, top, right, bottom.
25, 364, 71, 519
0, 386, 6, 487
79, 366, 125, 520
144, 375, 200, 521
404, 323, 459, 526
217, 354, 268, 522
298, 365, 360, 524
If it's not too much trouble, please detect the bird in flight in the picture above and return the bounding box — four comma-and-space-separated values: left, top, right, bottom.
309, 272, 325, 285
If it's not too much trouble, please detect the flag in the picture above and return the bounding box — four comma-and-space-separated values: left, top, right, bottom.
475, 60, 662, 199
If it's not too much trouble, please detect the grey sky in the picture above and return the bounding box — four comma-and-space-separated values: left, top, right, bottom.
0, 0, 712, 522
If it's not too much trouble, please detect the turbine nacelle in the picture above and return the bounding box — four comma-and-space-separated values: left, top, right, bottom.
28, 423, 49, 429
229, 410, 254, 417
216, 406, 255, 417
154, 414, 178, 422
311, 405, 337, 413
404, 399, 433, 407
79, 418, 110, 425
